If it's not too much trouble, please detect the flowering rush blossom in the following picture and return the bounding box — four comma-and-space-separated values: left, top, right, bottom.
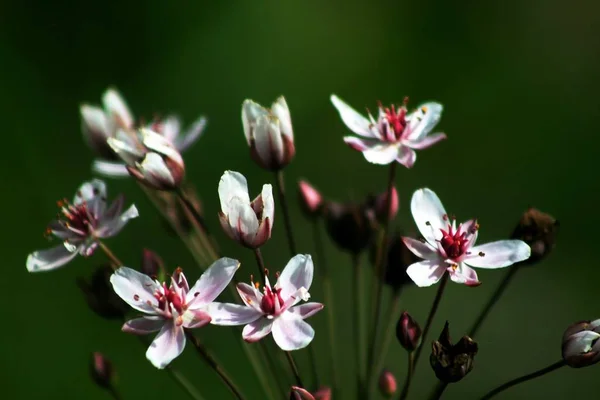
402, 188, 531, 287
242, 96, 295, 171
208, 254, 323, 351
330, 95, 446, 167
218, 170, 274, 248
26, 179, 138, 272
110, 258, 240, 369
80, 87, 207, 177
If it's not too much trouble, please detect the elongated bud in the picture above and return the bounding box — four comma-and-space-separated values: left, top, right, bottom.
369, 186, 399, 224
142, 249, 166, 281
312, 386, 332, 400
511, 208, 558, 265
298, 180, 323, 218
378, 369, 397, 398
90, 352, 115, 389
77, 265, 129, 320
562, 319, 600, 368
430, 321, 478, 383
290, 386, 315, 400
396, 311, 422, 351
324, 201, 376, 255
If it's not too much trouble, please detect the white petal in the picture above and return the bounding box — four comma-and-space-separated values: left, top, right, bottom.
227, 197, 259, 239
92, 160, 130, 177
410, 188, 447, 245
406, 259, 446, 287
242, 318, 273, 342
253, 115, 284, 166
110, 267, 160, 313
186, 257, 240, 306
160, 115, 181, 143
74, 179, 106, 206
218, 171, 250, 213
362, 143, 401, 165
271, 96, 293, 139
449, 264, 480, 286
26, 244, 79, 272
464, 240, 531, 269
176, 116, 207, 152
207, 302, 263, 326
146, 321, 186, 369
288, 303, 324, 319
272, 311, 315, 351
261, 184, 274, 227
96, 204, 138, 238
396, 146, 417, 168
80, 105, 110, 139
404, 133, 447, 150
123, 316, 164, 334
237, 282, 264, 310
405, 102, 443, 141
330, 95, 376, 138
182, 309, 212, 329
242, 100, 269, 143
139, 152, 176, 187
278, 254, 314, 300
102, 88, 134, 129
401, 237, 437, 259
107, 137, 144, 165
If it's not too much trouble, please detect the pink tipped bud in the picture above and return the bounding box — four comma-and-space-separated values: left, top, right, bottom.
298, 180, 323, 218
312, 386, 332, 400
374, 186, 399, 223
396, 311, 422, 352
141, 249, 166, 281
90, 352, 115, 389
290, 386, 315, 400
379, 369, 397, 398
562, 319, 600, 368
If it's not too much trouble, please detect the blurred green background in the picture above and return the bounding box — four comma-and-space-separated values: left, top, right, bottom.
2, 0, 599, 399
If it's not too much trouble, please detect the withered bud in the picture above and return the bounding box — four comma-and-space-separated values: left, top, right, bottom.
90, 352, 115, 389
290, 386, 315, 400
378, 369, 397, 398
324, 200, 376, 255
370, 233, 419, 291
298, 180, 324, 218
77, 265, 129, 320
366, 185, 399, 224
142, 249, 166, 281
430, 321, 478, 383
511, 208, 558, 265
312, 386, 332, 400
396, 312, 422, 352
562, 319, 600, 368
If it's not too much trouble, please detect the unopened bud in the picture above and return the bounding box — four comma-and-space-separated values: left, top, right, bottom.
90, 352, 115, 389
142, 249, 166, 281
430, 321, 478, 383
312, 386, 332, 400
378, 369, 397, 398
368, 186, 399, 224
290, 386, 315, 400
562, 319, 600, 368
77, 265, 129, 320
298, 180, 323, 218
324, 201, 376, 255
397, 312, 422, 352
511, 208, 558, 265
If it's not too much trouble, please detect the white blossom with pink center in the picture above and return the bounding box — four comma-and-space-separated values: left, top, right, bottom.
110, 258, 239, 369
26, 179, 138, 272
402, 188, 531, 287
330, 95, 446, 167
208, 254, 324, 351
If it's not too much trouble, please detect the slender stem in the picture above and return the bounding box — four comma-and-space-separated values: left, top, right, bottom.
260, 341, 288, 399
185, 330, 247, 400
96, 240, 123, 271
253, 248, 266, 281
480, 360, 566, 400
368, 163, 397, 384
175, 187, 220, 260
369, 289, 403, 398
469, 267, 520, 338
352, 253, 367, 397
107, 386, 123, 400
166, 367, 207, 400
399, 352, 415, 400
312, 220, 339, 391
428, 381, 448, 400
285, 351, 304, 388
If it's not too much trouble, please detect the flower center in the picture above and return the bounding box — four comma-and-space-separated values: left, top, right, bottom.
260, 286, 284, 315
55, 198, 97, 236
440, 224, 469, 259
382, 97, 409, 140
155, 283, 185, 314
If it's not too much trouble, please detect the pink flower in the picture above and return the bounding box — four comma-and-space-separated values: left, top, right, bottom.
330, 95, 446, 167
402, 188, 531, 287
26, 179, 138, 272
208, 255, 323, 351
110, 258, 239, 369
218, 171, 274, 249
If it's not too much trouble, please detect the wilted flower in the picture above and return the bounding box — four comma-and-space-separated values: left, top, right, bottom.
511, 208, 558, 265
430, 322, 478, 383
367, 185, 399, 224
107, 128, 185, 190
110, 258, 239, 368
209, 255, 324, 351
77, 265, 129, 320
298, 180, 323, 218
81, 87, 207, 178
324, 201, 376, 255
290, 386, 315, 400
396, 311, 422, 352
218, 171, 274, 249
402, 188, 531, 287
562, 319, 600, 368
379, 369, 397, 398
242, 97, 295, 171
90, 352, 116, 389
26, 179, 138, 272
330, 95, 446, 167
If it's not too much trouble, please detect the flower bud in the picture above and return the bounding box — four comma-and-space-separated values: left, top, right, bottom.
378, 369, 397, 398
142, 249, 166, 282
77, 265, 129, 320
312, 386, 332, 400
242, 97, 295, 171
562, 319, 600, 368
298, 180, 323, 219
90, 352, 115, 389
396, 312, 422, 352
367, 186, 399, 224
510, 208, 558, 265
324, 201, 376, 255
430, 321, 478, 383
290, 386, 315, 400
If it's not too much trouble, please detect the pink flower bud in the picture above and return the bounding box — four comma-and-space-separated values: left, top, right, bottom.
379, 369, 397, 398
290, 386, 315, 400
90, 352, 115, 389
374, 186, 399, 223
396, 311, 422, 352
562, 319, 600, 368
312, 386, 332, 400
298, 180, 323, 218
141, 249, 166, 281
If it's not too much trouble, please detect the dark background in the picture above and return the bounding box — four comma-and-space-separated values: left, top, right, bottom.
2, 1, 599, 399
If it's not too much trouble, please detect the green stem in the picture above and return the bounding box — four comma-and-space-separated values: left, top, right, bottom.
175, 187, 220, 260
285, 350, 304, 388
428, 381, 448, 400
166, 367, 207, 400
398, 352, 415, 400
352, 253, 367, 398
106, 386, 122, 400
96, 240, 123, 271
260, 341, 288, 399
253, 248, 266, 282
